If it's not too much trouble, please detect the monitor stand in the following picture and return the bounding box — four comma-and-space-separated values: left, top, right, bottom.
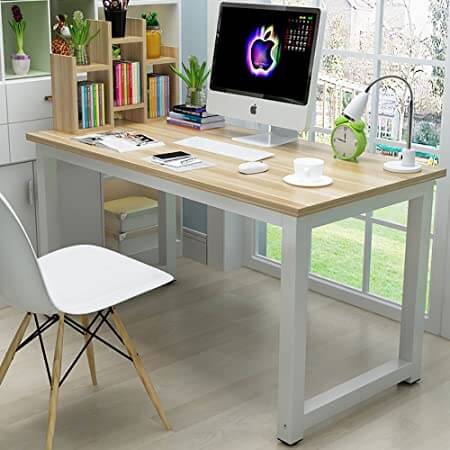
232, 126, 299, 148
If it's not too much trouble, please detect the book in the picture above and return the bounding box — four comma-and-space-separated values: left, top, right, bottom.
167, 116, 225, 131
113, 60, 142, 107
168, 111, 224, 124
74, 131, 165, 153
77, 81, 105, 129
147, 74, 170, 119
172, 104, 209, 118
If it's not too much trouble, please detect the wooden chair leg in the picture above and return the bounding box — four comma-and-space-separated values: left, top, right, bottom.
0, 313, 32, 386
110, 308, 172, 431
45, 314, 65, 450
81, 315, 97, 386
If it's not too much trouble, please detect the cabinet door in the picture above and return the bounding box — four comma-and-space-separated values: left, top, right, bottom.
9, 118, 52, 163
6, 78, 52, 123
0, 125, 9, 165
0, 162, 37, 250
0, 85, 7, 124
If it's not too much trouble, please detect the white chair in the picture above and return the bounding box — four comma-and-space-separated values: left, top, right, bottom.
0, 192, 173, 450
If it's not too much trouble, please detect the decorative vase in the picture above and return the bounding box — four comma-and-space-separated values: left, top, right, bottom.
74, 45, 89, 65
146, 26, 161, 59
186, 87, 206, 108
11, 54, 30, 76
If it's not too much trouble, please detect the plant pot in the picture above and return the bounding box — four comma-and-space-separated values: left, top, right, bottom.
74, 45, 89, 65
186, 88, 206, 108
11, 54, 30, 76
146, 27, 161, 59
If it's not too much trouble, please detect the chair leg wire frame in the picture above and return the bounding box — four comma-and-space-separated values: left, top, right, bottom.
0, 308, 171, 449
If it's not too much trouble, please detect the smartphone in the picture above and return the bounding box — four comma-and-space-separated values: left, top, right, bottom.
152, 151, 192, 163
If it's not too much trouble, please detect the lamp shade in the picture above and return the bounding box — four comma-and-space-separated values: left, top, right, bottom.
343, 92, 369, 121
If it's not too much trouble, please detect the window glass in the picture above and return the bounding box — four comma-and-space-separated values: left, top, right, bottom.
383, 0, 448, 61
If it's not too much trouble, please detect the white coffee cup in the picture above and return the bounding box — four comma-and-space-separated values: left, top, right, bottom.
293, 158, 324, 182
401, 149, 416, 167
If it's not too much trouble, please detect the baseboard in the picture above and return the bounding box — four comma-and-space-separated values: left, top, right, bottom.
183, 227, 207, 264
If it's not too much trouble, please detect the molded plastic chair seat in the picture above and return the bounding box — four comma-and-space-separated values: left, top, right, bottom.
39, 245, 173, 315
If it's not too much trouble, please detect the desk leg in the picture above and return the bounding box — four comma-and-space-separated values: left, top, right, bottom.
159, 192, 177, 277
399, 184, 434, 383
277, 215, 311, 446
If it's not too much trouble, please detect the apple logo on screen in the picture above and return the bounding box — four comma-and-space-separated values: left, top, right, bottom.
247, 26, 280, 77
251, 30, 275, 71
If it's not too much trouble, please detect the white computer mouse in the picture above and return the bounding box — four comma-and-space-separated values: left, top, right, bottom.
238, 161, 269, 175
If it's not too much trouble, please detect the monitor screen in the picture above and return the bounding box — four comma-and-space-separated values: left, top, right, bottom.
210, 3, 321, 106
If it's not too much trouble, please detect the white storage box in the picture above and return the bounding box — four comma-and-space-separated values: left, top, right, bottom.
106, 225, 159, 256
104, 196, 158, 233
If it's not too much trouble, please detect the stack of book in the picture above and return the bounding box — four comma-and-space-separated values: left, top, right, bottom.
148, 74, 170, 119
113, 60, 142, 107
78, 81, 106, 129
167, 105, 225, 130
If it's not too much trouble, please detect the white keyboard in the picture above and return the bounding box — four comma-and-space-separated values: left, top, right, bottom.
174, 137, 274, 162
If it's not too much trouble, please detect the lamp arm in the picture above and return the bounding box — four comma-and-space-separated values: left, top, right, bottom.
365, 75, 414, 150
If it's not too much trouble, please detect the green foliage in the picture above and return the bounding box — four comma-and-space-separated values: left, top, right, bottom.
414, 121, 439, 147
9, 6, 26, 55
170, 55, 211, 90
141, 12, 159, 28
68, 10, 99, 47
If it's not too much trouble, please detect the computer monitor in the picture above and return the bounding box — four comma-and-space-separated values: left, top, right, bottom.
207, 2, 326, 147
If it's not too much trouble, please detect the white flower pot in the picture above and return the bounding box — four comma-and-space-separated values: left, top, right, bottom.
11, 54, 31, 76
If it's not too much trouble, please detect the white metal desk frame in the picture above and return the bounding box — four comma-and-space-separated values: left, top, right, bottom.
35, 143, 433, 446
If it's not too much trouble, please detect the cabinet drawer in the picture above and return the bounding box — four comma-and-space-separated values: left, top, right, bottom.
0, 125, 9, 165
0, 162, 37, 250
0, 85, 7, 124
9, 118, 52, 163
6, 78, 52, 123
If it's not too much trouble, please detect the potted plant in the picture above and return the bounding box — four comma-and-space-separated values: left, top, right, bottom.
142, 12, 161, 60
9, 5, 30, 76
170, 56, 211, 107
68, 10, 100, 65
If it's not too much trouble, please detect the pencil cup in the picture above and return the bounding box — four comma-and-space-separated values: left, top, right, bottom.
105, 10, 127, 38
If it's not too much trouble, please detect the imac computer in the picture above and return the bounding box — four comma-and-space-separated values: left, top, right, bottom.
207, 2, 326, 147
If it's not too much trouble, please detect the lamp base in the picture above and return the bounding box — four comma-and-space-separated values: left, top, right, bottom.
384, 160, 422, 174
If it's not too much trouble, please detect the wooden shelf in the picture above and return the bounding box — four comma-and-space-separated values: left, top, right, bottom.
76, 62, 110, 73
113, 103, 145, 112
76, 124, 113, 134
146, 56, 177, 66
112, 36, 144, 45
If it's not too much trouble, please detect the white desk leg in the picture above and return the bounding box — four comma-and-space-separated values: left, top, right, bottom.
159, 192, 177, 277
399, 184, 434, 384
277, 215, 311, 446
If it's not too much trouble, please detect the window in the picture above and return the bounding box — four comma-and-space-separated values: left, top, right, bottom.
254, 0, 445, 311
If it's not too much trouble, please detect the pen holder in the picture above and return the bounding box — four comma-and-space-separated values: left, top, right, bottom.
105, 9, 127, 38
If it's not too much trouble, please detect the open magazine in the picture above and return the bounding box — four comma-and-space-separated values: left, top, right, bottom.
74, 130, 165, 153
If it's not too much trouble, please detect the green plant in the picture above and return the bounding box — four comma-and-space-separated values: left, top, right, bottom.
9, 5, 26, 55
141, 12, 159, 28
68, 10, 99, 48
170, 55, 211, 91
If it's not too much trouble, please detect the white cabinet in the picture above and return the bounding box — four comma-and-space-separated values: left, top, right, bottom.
9, 118, 52, 163
6, 78, 52, 123
0, 162, 37, 250
0, 125, 9, 165
0, 85, 7, 124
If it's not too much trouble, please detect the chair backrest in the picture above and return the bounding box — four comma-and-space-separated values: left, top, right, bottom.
0, 192, 56, 314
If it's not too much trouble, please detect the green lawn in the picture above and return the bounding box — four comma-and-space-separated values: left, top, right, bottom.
266, 217, 407, 304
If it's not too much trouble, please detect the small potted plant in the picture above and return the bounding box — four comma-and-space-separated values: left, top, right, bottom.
142, 12, 161, 59
68, 10, 100, 65
9, 5, 30, 76
170, 56, 211, 107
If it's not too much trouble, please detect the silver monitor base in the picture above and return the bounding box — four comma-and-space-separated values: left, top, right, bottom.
232, 126, 298, 148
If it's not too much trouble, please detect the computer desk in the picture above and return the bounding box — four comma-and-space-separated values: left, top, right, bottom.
27, 120, 446, 446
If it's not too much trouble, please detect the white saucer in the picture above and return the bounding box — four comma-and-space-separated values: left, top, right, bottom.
283, 174, 333, 188
384, 160, 422, 173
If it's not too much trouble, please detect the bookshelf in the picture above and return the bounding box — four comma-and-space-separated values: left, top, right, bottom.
51, 17, 149, 133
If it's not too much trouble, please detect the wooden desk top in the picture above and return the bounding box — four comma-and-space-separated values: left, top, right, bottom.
27, 120, 446, 217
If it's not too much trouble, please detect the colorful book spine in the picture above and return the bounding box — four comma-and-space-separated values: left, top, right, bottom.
147, 74, 170, 119
77, 81, 105, 129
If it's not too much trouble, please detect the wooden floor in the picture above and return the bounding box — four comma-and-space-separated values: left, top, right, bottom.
1, 258, 450, 450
